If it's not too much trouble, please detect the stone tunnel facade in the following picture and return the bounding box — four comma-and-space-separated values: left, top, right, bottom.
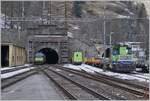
27, 35, 69, 64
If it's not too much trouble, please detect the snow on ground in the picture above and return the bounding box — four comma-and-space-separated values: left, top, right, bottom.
63, 64, 82, 71
1, 67, 36, 79
1, 64, 32, 71
24, 64, 32, 66
63, 64, 149, 82
63, 64, 95, 73
131, 74, 149, 80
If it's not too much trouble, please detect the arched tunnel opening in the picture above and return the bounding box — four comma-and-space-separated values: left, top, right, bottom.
38, 48, 59, 64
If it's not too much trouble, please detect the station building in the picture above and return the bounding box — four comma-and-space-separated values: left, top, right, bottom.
1, 43, 26, 67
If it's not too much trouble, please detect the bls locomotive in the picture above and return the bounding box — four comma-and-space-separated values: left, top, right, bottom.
72, 51, 83, 65
104, 44, 136, 72
34, 52, 46, 64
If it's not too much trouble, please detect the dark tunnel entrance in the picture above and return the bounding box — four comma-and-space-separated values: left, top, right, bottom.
1, 46, 9, 67
38, 48, 59, 64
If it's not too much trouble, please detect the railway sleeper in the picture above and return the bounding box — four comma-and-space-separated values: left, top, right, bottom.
44, 68, 110, 100
53, 65, 149, 98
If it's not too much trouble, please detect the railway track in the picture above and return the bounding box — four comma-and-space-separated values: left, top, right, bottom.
41, 67, 111, 100
48, 65, 149, 99
1, 68, 37, 89
94, 71, 149, 89
80, 65, 149, 89
1, 65, 32, 74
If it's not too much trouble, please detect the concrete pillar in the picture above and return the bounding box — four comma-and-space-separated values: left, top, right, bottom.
9, 45, 13, 67
14, 47, 16, 66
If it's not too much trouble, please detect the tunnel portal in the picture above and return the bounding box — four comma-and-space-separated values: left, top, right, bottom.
38, 48, 59, 64
28, 34, 69, 64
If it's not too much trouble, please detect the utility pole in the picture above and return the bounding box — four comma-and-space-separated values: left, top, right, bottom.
21, 1, 24, 31
109, 32, 113, 69
10, 1, 13, 29
18, 1, 21, 40
4, 2, 6, 28
65, 1, 68, 36
49, 1, 52, 24
103, 4, 106, 71
42, 1, 48, 24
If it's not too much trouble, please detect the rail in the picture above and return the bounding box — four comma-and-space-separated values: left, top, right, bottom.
53, 65, 149, 98
42, 67, 110, 100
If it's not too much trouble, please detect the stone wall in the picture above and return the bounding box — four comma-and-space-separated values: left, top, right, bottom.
1, 29, 27, 47
68, 38, 99, 59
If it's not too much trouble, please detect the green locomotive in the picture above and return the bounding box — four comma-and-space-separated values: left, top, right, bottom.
34, 52, 46, 65
104, 44, 136, 72
72, 51, 83, 65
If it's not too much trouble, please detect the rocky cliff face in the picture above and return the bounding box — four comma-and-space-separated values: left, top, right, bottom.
137, 0, 150, 17
1, 1, 149, 57
68, 1, 149, 57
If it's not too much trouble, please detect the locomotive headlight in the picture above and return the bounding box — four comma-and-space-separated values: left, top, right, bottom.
145, 63, 148, 67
